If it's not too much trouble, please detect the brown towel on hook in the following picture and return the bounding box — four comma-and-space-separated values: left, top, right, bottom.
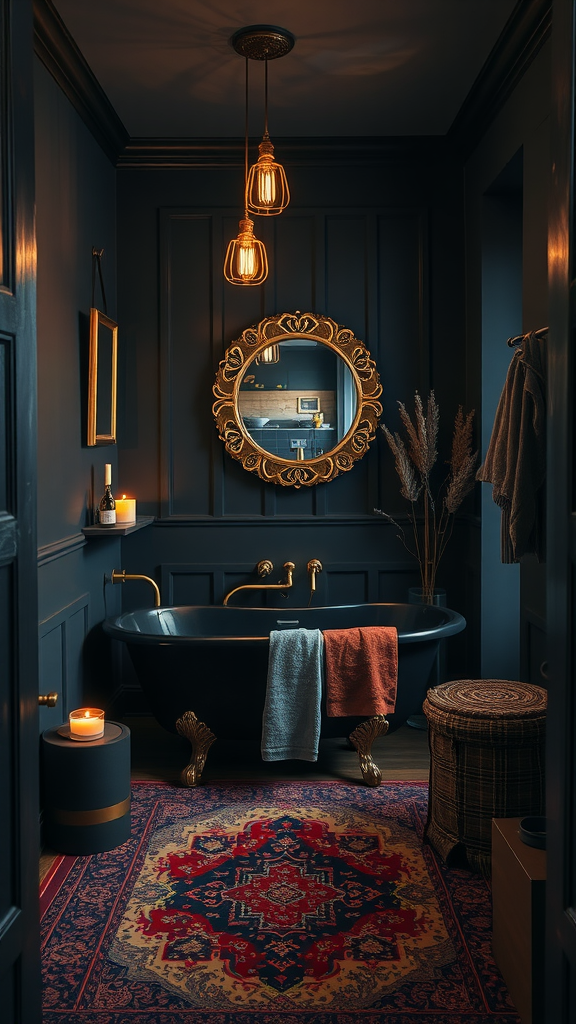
476, 330, 547, 562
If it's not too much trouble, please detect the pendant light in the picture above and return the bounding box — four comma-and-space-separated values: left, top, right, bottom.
223, 58, 268, 286
246, 59, 290, 215
231, 26, 294, 217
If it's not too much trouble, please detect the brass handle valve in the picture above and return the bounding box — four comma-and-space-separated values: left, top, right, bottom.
307, 559, 323, 592
257, 560, 274, 577
282, 561, 296, 586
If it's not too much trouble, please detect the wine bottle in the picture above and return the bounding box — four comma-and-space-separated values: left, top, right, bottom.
98, 463, 116, 526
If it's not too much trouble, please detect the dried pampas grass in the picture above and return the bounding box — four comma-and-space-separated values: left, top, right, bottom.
376, 391, 478, 603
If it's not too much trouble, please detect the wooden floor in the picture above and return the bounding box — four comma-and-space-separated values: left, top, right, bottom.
127, 715, 430, 784
40, 717, 429, 882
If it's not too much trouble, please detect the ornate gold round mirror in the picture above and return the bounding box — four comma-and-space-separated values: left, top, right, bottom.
213, 312, 382, 487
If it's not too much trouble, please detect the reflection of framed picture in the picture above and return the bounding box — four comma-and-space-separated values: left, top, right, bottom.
297, 396, 320, 413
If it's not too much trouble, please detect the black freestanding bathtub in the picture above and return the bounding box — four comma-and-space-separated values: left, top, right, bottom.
104, 602, 465, 784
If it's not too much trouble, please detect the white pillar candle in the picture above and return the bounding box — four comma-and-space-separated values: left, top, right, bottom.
115, 495, 136, 524
69, 708, 105, 740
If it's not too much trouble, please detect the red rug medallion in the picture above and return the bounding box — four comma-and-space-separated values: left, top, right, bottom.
41, 781, 520, 1023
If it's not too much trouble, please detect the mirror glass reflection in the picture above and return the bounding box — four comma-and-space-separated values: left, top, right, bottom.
238, 339, 357, 461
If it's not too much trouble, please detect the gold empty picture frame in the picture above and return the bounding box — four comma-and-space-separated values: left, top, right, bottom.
297, 395, 320, 414
87, 307, 118, 446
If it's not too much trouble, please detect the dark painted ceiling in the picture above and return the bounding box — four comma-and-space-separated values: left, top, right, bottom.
52, 0, 518, 138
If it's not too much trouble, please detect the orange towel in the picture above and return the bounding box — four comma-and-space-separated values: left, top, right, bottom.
323, 626, 398, 717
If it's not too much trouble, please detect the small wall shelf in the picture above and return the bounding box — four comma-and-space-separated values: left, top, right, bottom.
81, 516, 155, 538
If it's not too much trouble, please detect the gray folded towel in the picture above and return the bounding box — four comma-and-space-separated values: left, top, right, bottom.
261, 628, 323, 762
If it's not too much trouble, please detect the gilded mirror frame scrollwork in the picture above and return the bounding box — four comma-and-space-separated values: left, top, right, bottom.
212, 311, 382, 487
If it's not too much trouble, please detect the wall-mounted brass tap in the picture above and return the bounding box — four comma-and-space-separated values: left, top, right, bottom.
307, 559, 323, 593
110, 569, 161, 607
223, 561, 295, 606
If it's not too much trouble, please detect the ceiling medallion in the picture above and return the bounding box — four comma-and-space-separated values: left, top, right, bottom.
230, 25, 295, 62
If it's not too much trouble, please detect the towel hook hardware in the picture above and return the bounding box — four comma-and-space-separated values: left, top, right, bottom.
507, 326, 548, 347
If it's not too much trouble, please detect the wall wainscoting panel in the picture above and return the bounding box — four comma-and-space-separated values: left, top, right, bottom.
37, 532, 87, 566
158, 205, 429, 522
38, 593, 89, 731
157, 559, 419, 610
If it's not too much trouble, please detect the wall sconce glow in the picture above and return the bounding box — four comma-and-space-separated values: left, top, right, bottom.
224, 216, 268, 285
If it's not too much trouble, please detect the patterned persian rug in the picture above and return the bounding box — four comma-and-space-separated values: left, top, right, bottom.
40, 781, 520, 1023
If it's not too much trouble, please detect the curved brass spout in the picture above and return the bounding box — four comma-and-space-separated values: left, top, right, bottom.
223, 561, 295, 606
111, 569, 161, 607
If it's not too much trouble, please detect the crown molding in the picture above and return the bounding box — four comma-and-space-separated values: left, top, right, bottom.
448, 0, 552, 155
116, 136, 446, 169
33, 0, 128, 164
33, 0, 551, 168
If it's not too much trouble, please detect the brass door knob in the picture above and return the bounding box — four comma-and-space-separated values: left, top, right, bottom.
38, 692, 58, 707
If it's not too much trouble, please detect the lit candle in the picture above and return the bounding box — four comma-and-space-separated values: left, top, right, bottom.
115, 495, 136, 524
69, 708, 105, 741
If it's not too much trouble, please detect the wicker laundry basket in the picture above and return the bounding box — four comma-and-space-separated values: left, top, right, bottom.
423, 679, 547, 875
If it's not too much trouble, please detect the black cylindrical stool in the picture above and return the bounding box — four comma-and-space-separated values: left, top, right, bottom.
423, 680, 547, 875
42, 721, 131, 854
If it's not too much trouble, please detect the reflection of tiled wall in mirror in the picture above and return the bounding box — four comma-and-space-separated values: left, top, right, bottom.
238, 390, 336, 423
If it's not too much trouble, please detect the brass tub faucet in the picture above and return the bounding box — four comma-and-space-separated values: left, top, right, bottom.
110, 569, 161, 607
223, 560, 295, 606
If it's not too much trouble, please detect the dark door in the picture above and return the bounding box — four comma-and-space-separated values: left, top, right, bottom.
547, 0, 576, 1019
0, 0, 40, 1020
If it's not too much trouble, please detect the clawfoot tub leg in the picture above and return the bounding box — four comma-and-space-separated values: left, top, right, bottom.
349, 715, 389, 786
175, 711, 216, 787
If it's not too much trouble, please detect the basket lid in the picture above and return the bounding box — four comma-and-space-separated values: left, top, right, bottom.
425, 679, 547, 719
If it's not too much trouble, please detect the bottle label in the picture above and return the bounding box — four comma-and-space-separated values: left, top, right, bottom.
99, 510, 116, 525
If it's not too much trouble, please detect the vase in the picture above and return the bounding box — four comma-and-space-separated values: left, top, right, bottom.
406, 587, 447, 729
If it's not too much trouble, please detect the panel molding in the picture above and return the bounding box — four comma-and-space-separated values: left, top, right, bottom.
150, 513, 453, 526
37, 531, 86, 566
38, 593, 90, 718
159, 206, 427, 522
38, 592, 90, 636
159, 210, 215, 519
160, 559, 417, 608
118, 136, 445, 169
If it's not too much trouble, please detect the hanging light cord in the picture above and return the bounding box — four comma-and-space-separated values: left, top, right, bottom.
264, 59, 269, 137
244, 57, 249, 215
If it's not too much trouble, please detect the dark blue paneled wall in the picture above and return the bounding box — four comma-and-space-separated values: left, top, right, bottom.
112, 145, 475, 708
35, 58, 122, 728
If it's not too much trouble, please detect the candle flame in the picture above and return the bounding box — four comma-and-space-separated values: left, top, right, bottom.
84, 710, 90, 719
122, 494, 126, 499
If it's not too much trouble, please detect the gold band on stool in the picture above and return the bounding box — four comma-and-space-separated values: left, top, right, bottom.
52, 795, 131, 827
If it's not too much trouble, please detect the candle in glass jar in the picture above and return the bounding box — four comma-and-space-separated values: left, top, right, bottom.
115, 495, 136, 524
69, 708, 105, 740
